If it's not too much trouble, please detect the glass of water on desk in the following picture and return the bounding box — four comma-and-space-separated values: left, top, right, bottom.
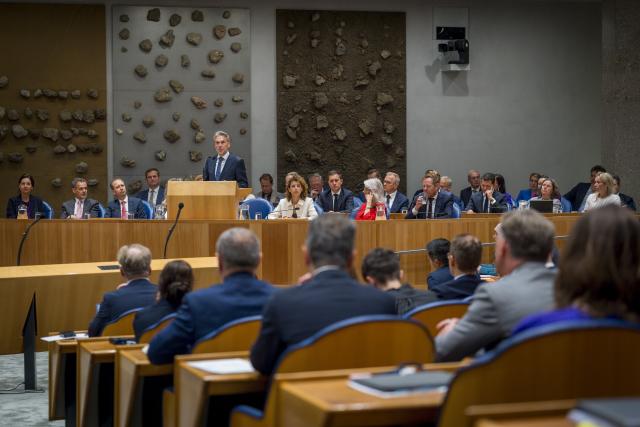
238, 204, 250, 220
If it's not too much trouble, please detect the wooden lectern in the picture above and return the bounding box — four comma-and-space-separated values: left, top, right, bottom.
165, 181, 252, 220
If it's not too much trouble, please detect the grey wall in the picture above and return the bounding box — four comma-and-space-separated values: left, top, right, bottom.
6, 0, 606, 199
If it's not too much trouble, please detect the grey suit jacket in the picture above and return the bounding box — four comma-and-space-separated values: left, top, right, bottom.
60, 198, 101, 219
435, 262, 555, 362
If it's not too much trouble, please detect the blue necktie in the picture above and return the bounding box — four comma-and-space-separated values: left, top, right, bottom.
215, 157, 223, 180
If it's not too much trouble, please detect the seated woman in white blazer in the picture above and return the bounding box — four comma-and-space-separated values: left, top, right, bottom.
269, 172, 318, 220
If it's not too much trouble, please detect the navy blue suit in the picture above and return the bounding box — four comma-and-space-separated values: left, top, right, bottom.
465, 191, 508, 213
6, 195, 47, 219
405, 191, 454, 219
427, 266, 454, 289
316, 188, 355, 213
387, 192, 410, 213
105, 196, 148, 219
620, 193, 637, 211
133, 299, 176, 342
250, 269, 396, 375
88, 279, 157, 337
563, 182, 590, 211
202, 153, 249, 188
136, 186, 165, 207
459, 187, 481, 209
148, 272, 275, 364
430, 274, 484, 300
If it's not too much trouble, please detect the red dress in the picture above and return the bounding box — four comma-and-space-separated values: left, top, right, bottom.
355, 202, 386, 221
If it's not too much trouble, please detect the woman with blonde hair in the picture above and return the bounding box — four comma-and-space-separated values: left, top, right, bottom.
269, 172, 318, 219
355, 178, 387, 220
583, 172, 621, 211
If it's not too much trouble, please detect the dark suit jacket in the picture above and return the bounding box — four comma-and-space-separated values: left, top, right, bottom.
104, 196, 148, 219
427, 266, 454, 289
60, 198, 101, 219
465, 191, 508, 213
148, 272, 275, 364
202, 153, 249, 188
136, 186, 165, 207
387, 284, 439, 314
133, 299, 175, 342
619, 193, 637, 211
6, 195, 47, 219
388, 192, 410, 213
459, 187, 481, 208
563, 182, 590, 211
316, 188, 355, 213
430, 274, 485, 300
88, 278, 157, 337
405, 191, 454, 219
250, 269, 396, 375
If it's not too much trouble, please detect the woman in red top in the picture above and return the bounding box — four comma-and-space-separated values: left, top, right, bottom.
355, 178, 387, 221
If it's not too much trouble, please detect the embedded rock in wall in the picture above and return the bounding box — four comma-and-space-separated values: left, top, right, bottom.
8, 152, 24, 163
201, 69, 215, 79
128, 180, 143, 194
190, 96, 207, 109
230, 42, 242, 53
133, 131, 146, 143
83, 110, 95, 123
228, 27, 241, 37
12, 125, 28, 139
87, 179, 99, 186
51, 178, 63, 188
155, 54, 169, 68
36, 109, 48, 121
20, 89, 31, 99
42, 128, 59, 142
358, 119, 372, 137
191, 10, 203, 22
213, 25, 226, 40
172, 112, 181, 122
189, 151, 202, 162
214, 98, 224, 107
122, 112, 132, 122
181, 55, 190, 68
223, 10, 231, 19
214, 112, 227, 123
67, 144, 77, 153
159, 30, 175, 48
147, 8, 160, 22
121, 157, 136, 167
155, 150, 166, 161
119, 29, 130, 40
154, 88, 172, 103
71, 90, 81, 99
87, 89, 99, 99
76, 161, 89, 174
169, 80, 184, 93
24, 107, 33, 119
58, 91, 69, 99
7, 109, 19, 121
139, 39, 153, 53
163, 129, 180, 143
142, 116, 155, 128
60, 130, 73, 140
316, 115, 328, 129
208, 50, 224, 64
190, 118, 201, 130
169, 14, 181, 27
186, 32, 202, 46
53, 144, 67, 154
0, 75, 8, 88
194, 130, 206, 143
29, 128, 41, 139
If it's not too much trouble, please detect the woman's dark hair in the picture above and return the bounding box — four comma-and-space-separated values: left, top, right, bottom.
158, 260, 194, 308
494, 174, 507, 194
555, 205, 640, 321
18, 173, 35, 187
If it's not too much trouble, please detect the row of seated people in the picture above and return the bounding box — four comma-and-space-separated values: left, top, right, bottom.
80, 205, 639, 425
89, 205, 639, 368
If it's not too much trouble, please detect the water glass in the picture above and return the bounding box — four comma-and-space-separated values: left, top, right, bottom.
238, 205, 250, 220
83, 213, 92, 220
375, 205, 386, 221
255, 212, 262, 220
401, 207, 409, 215
17, 204, 28, 219
127, 213, 135, 220
154, 204, 166, 219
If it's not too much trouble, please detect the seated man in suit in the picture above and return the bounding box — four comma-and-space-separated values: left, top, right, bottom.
88, 244, 157, 336
429, 234, 484, 300
250, 214, 396, 375
362, 248, 435, 314
405, 174, 454, 219
105, 178, 148, 219
612, 174, 636, 211
426, 238, 453, 288
60, 177, 101, 219
465, 173, 509, 213
460, 169, 481, 209
382, 172, 409, 213
148, 228, 275, 364
308, 173, 326, 202
316, 170, 355, 213
136, 168, 165, 209
439, 175, 464, 210
435, 210, 556, 361
253, 173, 283, 208
563, 164, 606, 211
202, 130, 249, 188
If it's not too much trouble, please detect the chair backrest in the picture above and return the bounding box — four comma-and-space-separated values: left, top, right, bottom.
438, 320, 640, 427
353, 197, 363, 208
192, 315, 262, 354
314, 202, 324, 214
140, 200, 153, 219
102, 308, 143, 336
452, 203, 461, 218
404, 300, 470, 338
244, 198, 273, 219
96, 203, 106, 218
41, 201, 53, 219
560, 197, 572, 213
138, 313, 176, 344
274, 315, 434, 374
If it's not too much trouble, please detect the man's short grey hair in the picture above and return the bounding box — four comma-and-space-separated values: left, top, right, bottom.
364, 178, 385, 203
216, 228, 261, 270
306, 215, 355, 269
71, 177, 87, 188
385, 172, 400, 185
440, 176, 452, 188
117, 244, 152, 277
214, 130, 231, 142
499, 210, 555, 262
308, 172, 323, 181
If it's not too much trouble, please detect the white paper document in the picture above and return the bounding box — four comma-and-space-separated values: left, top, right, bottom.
40, 332, 88, 342
187, 358, 255, 374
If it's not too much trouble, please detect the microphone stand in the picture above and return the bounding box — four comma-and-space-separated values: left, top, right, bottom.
163, 203, 184, 259
17, 215, 44, 266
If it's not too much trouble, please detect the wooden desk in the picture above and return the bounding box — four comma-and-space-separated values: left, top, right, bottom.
49, 338, 82, 421
279, 377, 444, 427
0, 257, 218, 354
116, 348, 172, 427
469, 400, 576, 427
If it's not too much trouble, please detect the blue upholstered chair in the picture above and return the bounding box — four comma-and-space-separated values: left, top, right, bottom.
40, 201, 54, 219
242, 198, 273, 220
403, 300, 470, 338
140, 200, 153, 219
96, 203, 106, 218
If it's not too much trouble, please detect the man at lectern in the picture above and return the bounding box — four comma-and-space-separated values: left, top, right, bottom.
202, 130, 249, 188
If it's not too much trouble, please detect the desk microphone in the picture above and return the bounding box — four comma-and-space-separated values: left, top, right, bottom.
163, 202, 184, 259
17, 215, 44, 266
269, 206, 300, 218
